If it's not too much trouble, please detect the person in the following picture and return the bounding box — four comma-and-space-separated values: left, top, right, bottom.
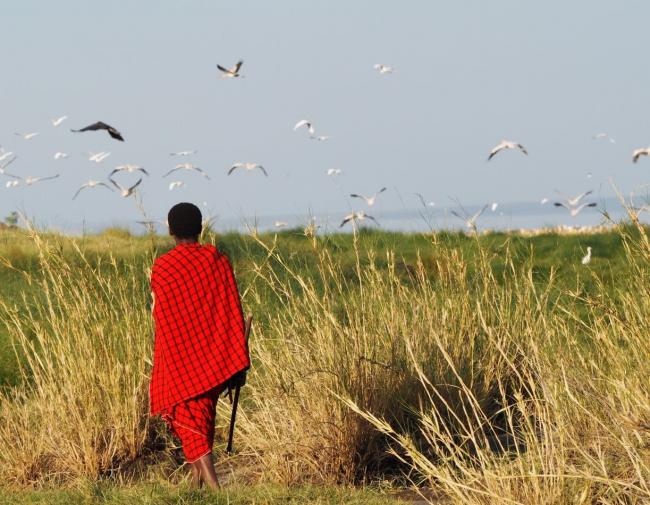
149, 202, 249, 489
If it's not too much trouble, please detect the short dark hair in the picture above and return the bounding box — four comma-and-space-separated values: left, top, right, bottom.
168, 202, 202, 238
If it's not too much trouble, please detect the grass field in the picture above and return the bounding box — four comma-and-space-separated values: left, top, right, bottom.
0, 223, 648, 504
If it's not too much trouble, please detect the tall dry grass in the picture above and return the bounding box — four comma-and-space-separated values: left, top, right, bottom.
0, 223, 648, 504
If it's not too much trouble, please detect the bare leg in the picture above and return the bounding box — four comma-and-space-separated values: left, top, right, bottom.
190, 463, 203, 488
192, 453, 219, 490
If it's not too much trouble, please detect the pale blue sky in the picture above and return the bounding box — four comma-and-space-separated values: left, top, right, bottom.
1, 1, 649, 231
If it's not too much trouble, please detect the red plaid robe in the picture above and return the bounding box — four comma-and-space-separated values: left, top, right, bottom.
149, 243, 250, 416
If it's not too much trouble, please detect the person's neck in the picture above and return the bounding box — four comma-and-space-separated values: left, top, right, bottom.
174, 237, 199, 246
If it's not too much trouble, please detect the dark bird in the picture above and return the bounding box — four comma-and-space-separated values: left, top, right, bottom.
71, 121, 124, 141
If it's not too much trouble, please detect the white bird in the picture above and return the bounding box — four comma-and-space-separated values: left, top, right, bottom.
450, 204, 489, 230
228, 162, 268, 177
73, 180, 113, 200
217, 60, 244, 78
0, 157, 18, 176
310, 135, 332, 141
6, 180, 20, 188
0, 150, 14, 162
294, 119, 315, 137
339, 211, 379, 228
274, 221, 288, 229
53, 152, 69, 160
487, 140, 528, 161
555, 190, 593, 207
14, 132, 39, 140
168, 181, 185, 191
110, 178, 142, 198
632, 147, 650, 163
50, 116, 68, 127
541, 197, 549, 205
170, 150, 197, 157
326, 168, 342, 176
593, 132, 615, 144
581, 246, 592, 265
553, 202, 597, 217
350, 187, 387, 207
86, 151, 111, 163
491, 202, 499, 212
109, 164, 149, 177
6, 174, 60, 186
163, 163, 210, 179
373, 63, 393, 74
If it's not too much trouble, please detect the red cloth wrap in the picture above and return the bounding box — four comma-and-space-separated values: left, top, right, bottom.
149, 243, 250, 418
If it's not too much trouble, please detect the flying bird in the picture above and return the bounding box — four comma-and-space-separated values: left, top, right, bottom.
491, 202, 499, 212
327, 168, 342, 176
0, 150, 14, 162
0, 156, 18, 176
339, 211, 379, 228
540, 197, 549, 205
555, 190, 593, 207
168, 181, 185, 191
109, 164, 149, 177
170, 150, 197, 157
14, 132, 39, 140
581, 246, 592, 265
110, 177, 142, 197
593, 132, 615, 144
487, 140, 528, 161
53, 152, 69, 160
450, 204, 489, 230
274, 221, 288, 229
71, 121, 124, 141
632, 147, 650, 163
553, 202, 597, 217
73, 180, 113, 200
6, 180, 19, 188
294, 119, 315, 136
217, 60, 244, 78
85, 151, 111, 163
228, 162, 268, 176
350, 187, 387, 206
373, 64, 393, 74
6, 174, 60, 186
50, 116, 68, 127
163, 163, 210, 179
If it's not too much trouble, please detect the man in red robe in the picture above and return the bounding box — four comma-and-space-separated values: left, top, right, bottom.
149, 202, 249, 489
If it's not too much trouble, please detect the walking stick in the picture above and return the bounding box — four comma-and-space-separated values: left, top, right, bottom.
226, 314, 252, 454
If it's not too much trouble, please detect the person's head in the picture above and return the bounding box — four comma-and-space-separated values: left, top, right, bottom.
168, 202, 202, 242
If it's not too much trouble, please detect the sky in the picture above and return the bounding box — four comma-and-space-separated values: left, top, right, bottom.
1, 1, 650, 232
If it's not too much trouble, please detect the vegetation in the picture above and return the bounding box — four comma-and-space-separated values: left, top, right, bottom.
0, 221, 648, 503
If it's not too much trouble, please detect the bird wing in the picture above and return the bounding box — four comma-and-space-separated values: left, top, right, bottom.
365, 215, 379, 225
350, 193, 367, 202
39, 174, 60, 182
339, 215, 354, 227
109, 178, 124, 192
129, 178, 143, 192
470, 204, 489, 222
227, 164, 239, 175
487, 145, 504, 161
72, 185, 87, 200
72, 121, 109, 132
194, 166, 211, 179
217, 64, 230, 73
516, 144, 528, 155
107, 127, 124, 141
449, 210, 465, 221
377, 187, 387, 195
233, 60, 244, 73
163, 167, 179, 177
257, 165, 268, 177
139, 168, 150, 176
108, 168, 120, 177
294, 119, 310, 131
554, 202, 569, 210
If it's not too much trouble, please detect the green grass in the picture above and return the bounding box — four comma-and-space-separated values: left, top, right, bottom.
0, 483, 407, 505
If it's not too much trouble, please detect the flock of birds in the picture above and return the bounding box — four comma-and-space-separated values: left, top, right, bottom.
1, 59, 646, 264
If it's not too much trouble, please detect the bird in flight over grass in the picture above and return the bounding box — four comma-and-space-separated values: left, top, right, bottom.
71, 121, 124, 141
632, 147, 650, 163
555, 190, 593, 207
50, 115, 68, 127
109, 164, 149, 177
487, 140, 528, 161
294, 119, 315, 137
170, 150, 197, 157
110, 177, 142, 197
553, 201, 597, 217
450, 203, 489, 231
164, 163, 210, 179
373, 63, 393, 74
168, 181, 185, 191
73, 180, 113, 200
350, 187, 387, 206
581, 247, 592, 265
340, 211, 379, 228
228, 162, 268, 176
274, 221, 288, 229
593, 132, 615, 144
14, 131, 39, 140
217, 60, 244, 78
